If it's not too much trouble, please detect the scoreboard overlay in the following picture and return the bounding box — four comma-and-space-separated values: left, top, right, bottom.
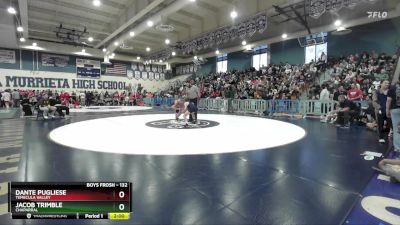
8, 182, 132, 220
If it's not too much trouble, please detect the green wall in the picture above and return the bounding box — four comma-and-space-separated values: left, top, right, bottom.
328, 17, 400, 57
227, 50, 252, 71
2, 17, 400, 77
196, 57, 216, 76
270, 38, 304, 65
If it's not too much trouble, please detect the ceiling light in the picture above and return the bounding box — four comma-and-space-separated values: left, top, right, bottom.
172, 51, 176, 56
146, 47, 151, 52
165, 39, 170, 44
32, 42, 37, 47
88, 37, 93, 42
282, 33, 288, 39
17, 26, 23, 32
93, 0, 101, 7
245, 45, 252, 51
334, 20, 342, 26
129, 31, 135, 37
102, 48, 107, 52
190, 0, 196, 2
242, 40, 247, 46
159, 60, 163, 63
215, 50, 220, 55
19, 37, 25, 42
82, 49, 86, 53
7, 7, 16, 14
230, 10, 237, 19
147, 20, 154, 27
114, 41, 119, 46
194, 56, 198, 60
137, 56, 141, 60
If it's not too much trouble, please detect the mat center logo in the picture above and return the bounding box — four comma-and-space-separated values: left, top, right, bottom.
146, 119, 219, 129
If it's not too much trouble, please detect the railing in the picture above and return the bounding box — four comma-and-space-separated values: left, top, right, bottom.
196, 98, 369, 117
142, 97, 175, 107
140, 97, 368, 117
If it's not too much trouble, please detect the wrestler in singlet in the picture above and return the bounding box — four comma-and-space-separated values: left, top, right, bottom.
173, 98, 186, 120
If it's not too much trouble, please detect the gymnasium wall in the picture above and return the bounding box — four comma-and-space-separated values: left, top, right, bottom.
0, 68, 190, 92
0, 49, 187, 92
328, 17, 400, 57
270, 38, 304, 65
196, 56, 216, 76
1, 17, 400, 83
227, 50, 252, 71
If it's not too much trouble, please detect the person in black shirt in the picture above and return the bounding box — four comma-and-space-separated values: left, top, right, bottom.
38, 96, 56, 119
335, 95, 359, 128
49, 97, 69, 118
333, 85, 347, 101
21, 96, 32, 116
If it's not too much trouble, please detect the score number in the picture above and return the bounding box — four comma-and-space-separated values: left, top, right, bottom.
116, 183, 129, 212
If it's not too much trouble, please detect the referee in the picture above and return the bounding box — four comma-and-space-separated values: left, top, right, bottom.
186, 80, 200, 123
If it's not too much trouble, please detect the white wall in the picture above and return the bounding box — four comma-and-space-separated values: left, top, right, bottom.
0, 68, 190, 92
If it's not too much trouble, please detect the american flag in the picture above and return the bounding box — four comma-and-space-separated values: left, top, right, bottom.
106, 62, 127, 75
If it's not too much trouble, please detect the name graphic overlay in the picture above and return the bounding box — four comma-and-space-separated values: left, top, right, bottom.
9, 182, 132, 220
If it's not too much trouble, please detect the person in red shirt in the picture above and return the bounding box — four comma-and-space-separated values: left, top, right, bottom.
347, 83, 363, 101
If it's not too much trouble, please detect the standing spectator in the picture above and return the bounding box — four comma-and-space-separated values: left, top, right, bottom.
2, 90, 11, 109
12, 89, 20, 107
373, 80, 392, 143
0, 90, 3, 108
320, 85, 330, 101
320, 85, 331, 120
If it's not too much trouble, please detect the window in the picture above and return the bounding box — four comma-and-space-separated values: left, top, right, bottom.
252, 45, 268, 71
217, 54, 228, 73
305, 43, 327, 64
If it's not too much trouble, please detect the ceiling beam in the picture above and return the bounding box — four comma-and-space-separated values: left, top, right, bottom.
177, 10, 204, 22
272, 5, 304, 28
28, 35, 63, 43
30, 0, 117, 20
132, 37, 161, 45
220, 0, 235, 7
100, 0, 127, 10
143, 29, 180, 41
95, 0, 165, 48
18, 0, 29, 38
176, 10, 204, 32
290, 5, 311, 34
126, 39, 159, 47
167, 18, 192, 30
29, 6, 111, 28
197, 1, 219, 14
28, 18, 111, 36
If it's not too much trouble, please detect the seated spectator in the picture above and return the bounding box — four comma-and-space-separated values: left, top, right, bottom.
20, 96, 32, 116
347, 83, 363, 101
38, 95, 56, 119
335, 95, 360, 128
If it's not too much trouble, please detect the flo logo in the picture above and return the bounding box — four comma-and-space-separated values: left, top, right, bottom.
367, 11, 388, 19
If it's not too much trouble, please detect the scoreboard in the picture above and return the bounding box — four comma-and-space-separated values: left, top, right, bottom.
8, 182, 132, 220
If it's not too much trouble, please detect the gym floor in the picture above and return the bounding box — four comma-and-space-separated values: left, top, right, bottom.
0, 109, 389, 225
